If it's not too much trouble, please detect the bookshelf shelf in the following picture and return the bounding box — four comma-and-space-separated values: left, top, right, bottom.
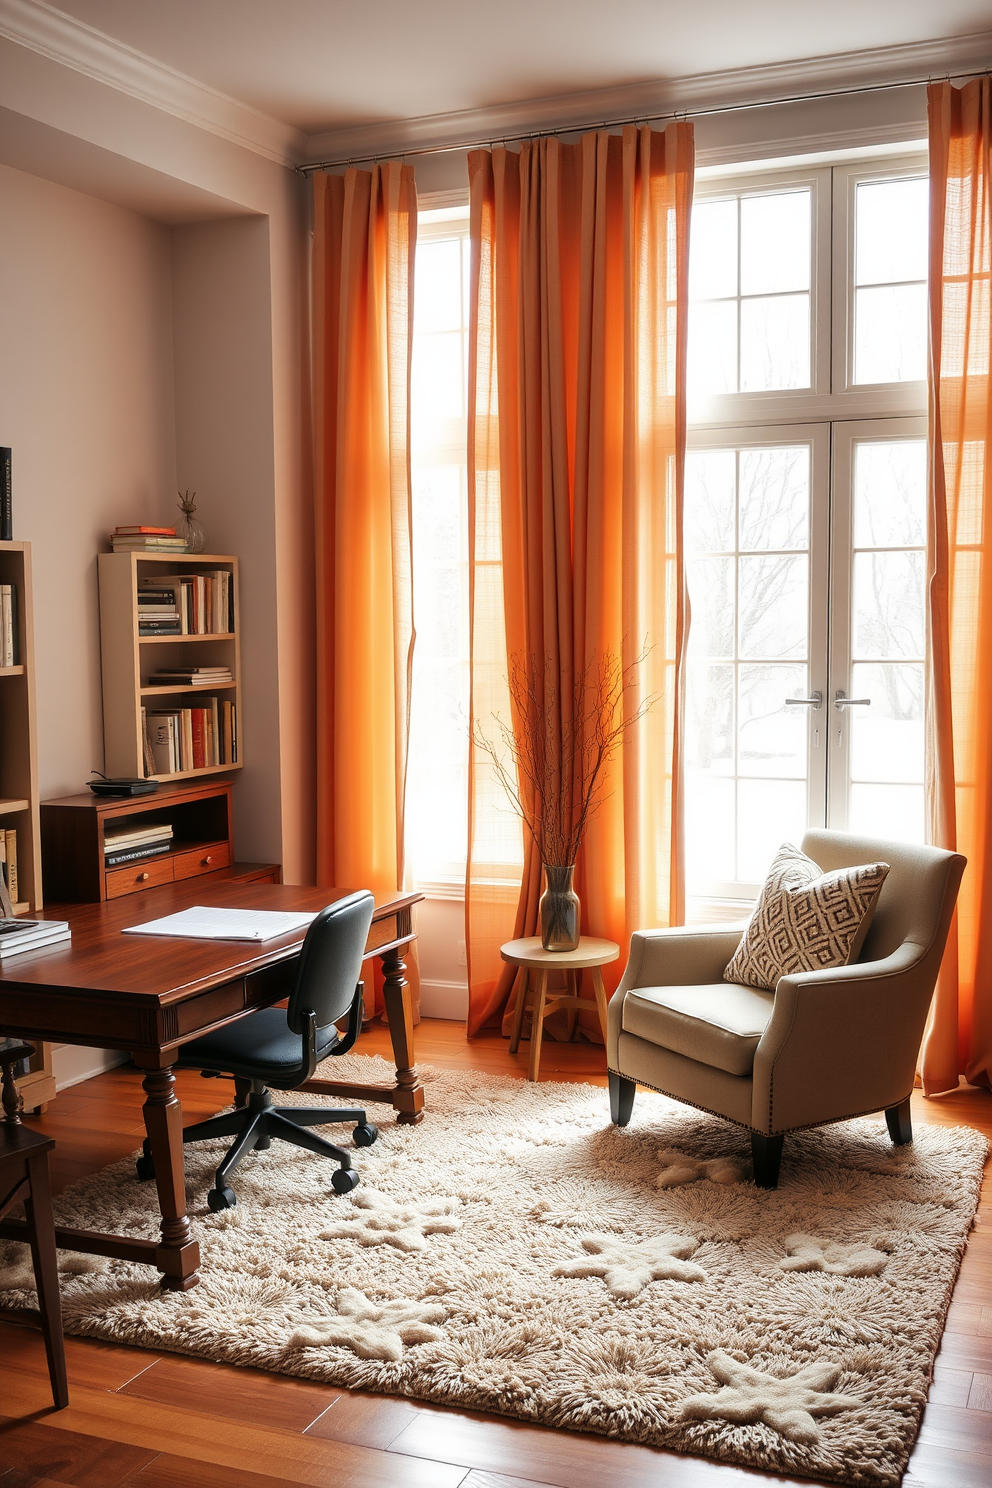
98, 552, 242, 783
0, 540, 55, 1111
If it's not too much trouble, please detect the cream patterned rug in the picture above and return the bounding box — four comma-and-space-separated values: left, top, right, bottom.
1, 1055, 987, 1487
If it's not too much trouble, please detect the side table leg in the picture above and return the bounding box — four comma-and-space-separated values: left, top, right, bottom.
24, 1151, 68, 1409
591, 967, 610, 1046
381, 948, 425, 1125
141, 1067, 200, 1290
508, 969, 528, 1055
528, 970, 549, 1082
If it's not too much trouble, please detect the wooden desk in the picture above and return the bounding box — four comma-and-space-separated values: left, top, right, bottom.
0, 879, 422, 1292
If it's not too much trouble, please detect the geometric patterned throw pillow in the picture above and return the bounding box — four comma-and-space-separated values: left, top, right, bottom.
724, 843, 890, 994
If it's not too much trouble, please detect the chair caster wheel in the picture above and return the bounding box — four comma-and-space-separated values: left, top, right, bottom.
332, 1167, 360, 1194
353, 1122, 378, 1147
207, 1185, 237, 1212
135, 1153, 155, 1182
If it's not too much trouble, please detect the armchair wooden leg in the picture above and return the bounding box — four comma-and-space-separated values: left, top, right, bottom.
751, 1132, 784, 1189
885, 1096, 913, 1145
609, 1072, 636, 1126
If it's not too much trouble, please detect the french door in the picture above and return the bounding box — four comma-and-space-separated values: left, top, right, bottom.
684, 415, 927, 904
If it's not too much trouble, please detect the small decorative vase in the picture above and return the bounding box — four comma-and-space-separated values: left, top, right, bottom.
539, 864, 580, 952
177, 490, 206, 553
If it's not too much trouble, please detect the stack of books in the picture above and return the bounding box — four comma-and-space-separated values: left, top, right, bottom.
103, 821, 173, 868
0, 917, 71, 959
0, 582, 17, 666
138, 584, 182, 637
148, 666, 233, 687
138, 573, 232, 634
143, 700, 237, 775
0, 828, 19, 903
111, 526, 189, 554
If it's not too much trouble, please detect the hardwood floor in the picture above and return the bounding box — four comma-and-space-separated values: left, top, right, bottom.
1, 1020, 991, 1488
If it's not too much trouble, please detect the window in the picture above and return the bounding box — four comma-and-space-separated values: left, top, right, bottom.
406, 207, 472, 890
685, 154, 929, 914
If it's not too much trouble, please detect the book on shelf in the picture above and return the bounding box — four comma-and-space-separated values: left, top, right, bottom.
148, 667, 233, 686
105, 842, 172, 869
1, 447, 11, 542
112, 535, 189, 551
144, 701, 237, 775
104, 822, 173, 851
138, 572, 233, 635
139, 706, 156, 777
0, 582, 17, 666
0, 829, 18, 904
114, 526, 177, 536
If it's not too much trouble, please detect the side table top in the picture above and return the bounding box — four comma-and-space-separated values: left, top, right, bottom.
500, 936, 620, 969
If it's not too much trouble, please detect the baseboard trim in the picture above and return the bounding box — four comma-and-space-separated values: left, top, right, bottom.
52, 1045, 129, 1092
419, 979, 468, 1021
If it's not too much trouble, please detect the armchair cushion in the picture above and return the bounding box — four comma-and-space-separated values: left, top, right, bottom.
622, 982, 774, 1076
724, 842, 889, 993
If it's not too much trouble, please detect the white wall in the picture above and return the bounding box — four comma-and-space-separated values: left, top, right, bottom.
0, 162, 177, 797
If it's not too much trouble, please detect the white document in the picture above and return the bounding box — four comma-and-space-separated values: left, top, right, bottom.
121, 906, 318, 942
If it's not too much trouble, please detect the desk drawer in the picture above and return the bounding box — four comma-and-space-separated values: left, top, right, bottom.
106, 856, 175, 898
173, 843, 231, 881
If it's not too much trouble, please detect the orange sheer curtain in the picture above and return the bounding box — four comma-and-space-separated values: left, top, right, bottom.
923, 79, 992, 1093
465, 124, 694, 1037
311, 164, 420, 1017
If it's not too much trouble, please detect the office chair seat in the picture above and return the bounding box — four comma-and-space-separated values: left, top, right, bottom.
136, 890, 380, 1211
176, 1008, 340, 1087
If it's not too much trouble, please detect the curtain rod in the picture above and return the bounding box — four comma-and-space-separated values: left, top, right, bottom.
297, 66, 988, 174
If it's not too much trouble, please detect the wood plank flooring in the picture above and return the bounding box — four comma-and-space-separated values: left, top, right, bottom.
1, 1020, 990, 1488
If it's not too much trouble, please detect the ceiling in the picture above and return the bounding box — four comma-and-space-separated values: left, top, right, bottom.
37, 0, 992, 137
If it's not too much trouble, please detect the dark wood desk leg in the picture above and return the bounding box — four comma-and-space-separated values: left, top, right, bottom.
380, 947, 424, 1125
140, 1067, 200, 1291
24, 1150, 68, 1409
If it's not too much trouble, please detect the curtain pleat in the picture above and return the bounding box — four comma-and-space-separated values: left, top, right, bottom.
312, 164, 420, 1018
923, 79, 992, 1093
465, 123, 694, 1038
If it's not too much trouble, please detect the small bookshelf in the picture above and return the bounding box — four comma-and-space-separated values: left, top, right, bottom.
0, 541, 55, 1111
98, 552, 242, 783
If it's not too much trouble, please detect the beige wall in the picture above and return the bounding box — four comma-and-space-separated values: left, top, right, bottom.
0, 162, 177, 800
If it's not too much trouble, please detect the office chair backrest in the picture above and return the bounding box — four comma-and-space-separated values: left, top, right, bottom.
800, 829, 965, 965
286, 890, 375, 1035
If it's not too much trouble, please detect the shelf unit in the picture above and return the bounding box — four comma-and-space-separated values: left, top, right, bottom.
98, 552, 242, 783
0, 541, 56, 1110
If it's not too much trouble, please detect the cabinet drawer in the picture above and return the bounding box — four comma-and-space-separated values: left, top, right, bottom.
173, 842, 231, 881
106, 855, 175, 898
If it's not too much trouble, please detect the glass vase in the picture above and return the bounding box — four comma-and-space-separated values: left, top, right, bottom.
539, 863, 580, 951
177, 512, 206, 553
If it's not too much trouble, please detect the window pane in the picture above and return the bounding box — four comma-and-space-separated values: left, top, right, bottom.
412, 465, 463, 562
688, 300, 737, 395
740, 191, 810, 295
855, 177, 928, 286
737, 779, 807, 882
685, 450, 736, 552
686, 663, 734, 772
849, 662, 923, 784
739, 446, 808, 551
853, 440, 926, 548
739, 554, 808, 659
852, 551, 925, 659
415, 238, 463, 331
685, 774, 736, 884
412, 331, 464, 421
687, 556, 735, 657
738, 664, 808, 778
849, 783, 925, 843
690, 198, 738, 300
854, 284, 927, 384
740, 294, 810, 391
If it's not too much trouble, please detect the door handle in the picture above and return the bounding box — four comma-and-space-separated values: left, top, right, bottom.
834, 691, 871, 709
785, 691, 822, 708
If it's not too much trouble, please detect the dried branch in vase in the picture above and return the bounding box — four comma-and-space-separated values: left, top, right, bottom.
475, 647, 655, 867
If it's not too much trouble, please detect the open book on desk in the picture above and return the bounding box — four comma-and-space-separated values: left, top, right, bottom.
121, 906, 318, 943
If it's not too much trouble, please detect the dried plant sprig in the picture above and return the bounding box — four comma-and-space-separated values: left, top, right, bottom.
178, 489, 198, 517
475, 646, 655, 865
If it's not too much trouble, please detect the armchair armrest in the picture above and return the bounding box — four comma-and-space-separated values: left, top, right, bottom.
616, 925, 748, 996
751, 940, 927, 1132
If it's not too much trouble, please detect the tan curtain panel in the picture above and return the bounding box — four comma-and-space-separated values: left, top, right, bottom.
311, 164, 419, 1017
923, 79, 992, 1093
465, 123, 694, 1037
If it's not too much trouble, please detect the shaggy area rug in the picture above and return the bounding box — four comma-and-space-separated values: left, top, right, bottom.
1, 1054, 987, 1487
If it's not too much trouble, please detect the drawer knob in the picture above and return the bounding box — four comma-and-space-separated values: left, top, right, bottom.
202, 855, 213, 866
138, 872, 150, 882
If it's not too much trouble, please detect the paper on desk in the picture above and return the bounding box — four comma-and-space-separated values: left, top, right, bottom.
121, 906, 319, 942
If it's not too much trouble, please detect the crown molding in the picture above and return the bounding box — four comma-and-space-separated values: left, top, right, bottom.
305, 28, 992, 165
0, 0, 306, 167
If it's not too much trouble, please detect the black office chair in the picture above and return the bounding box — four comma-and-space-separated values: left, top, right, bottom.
136, 890, 378, 1211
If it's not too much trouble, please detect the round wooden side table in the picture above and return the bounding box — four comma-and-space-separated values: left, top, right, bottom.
500, 936, 620, 1081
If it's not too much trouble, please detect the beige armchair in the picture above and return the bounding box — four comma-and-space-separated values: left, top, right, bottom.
607, 830, 965, 1187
